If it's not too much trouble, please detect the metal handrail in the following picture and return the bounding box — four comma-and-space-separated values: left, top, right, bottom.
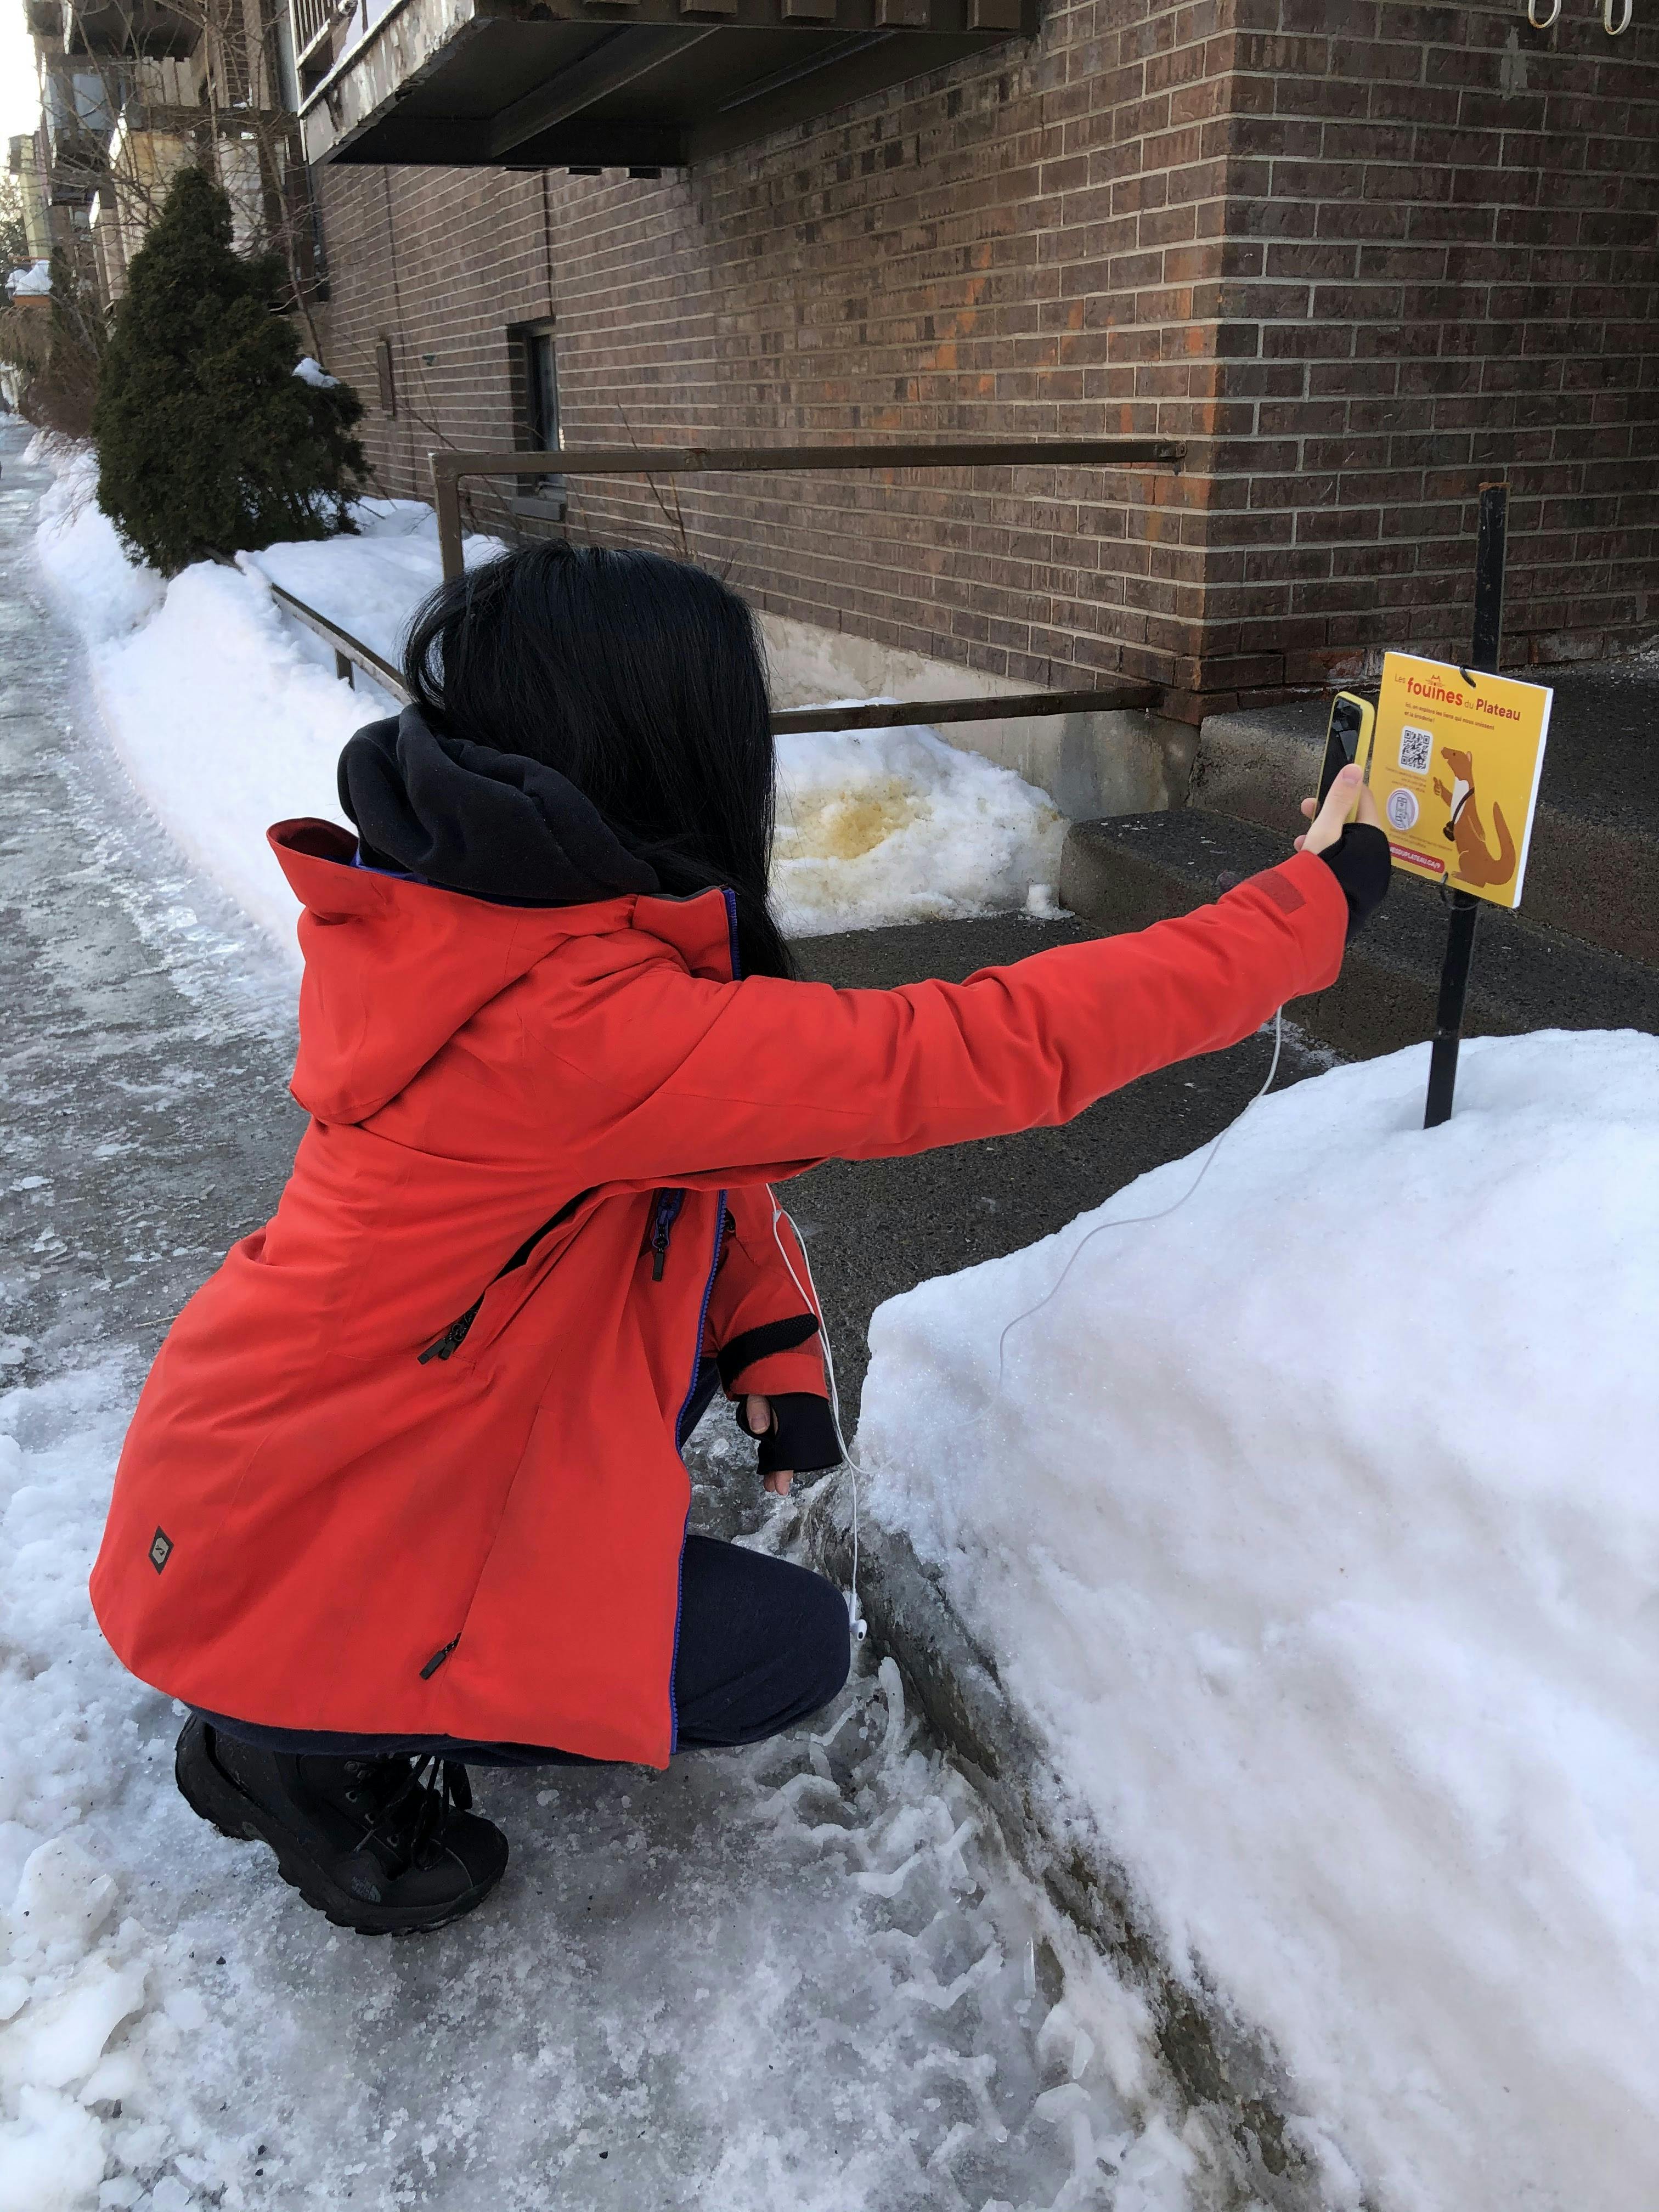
262, 575, 410, 701
259, 576, 1160, 733
772, 685, 1155, 733
430, 437, 1186, 583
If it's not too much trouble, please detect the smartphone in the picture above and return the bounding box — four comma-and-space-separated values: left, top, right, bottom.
1317, 692, 1376, 815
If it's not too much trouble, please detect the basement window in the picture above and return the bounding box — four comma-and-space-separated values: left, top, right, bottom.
511, 320, 564, 517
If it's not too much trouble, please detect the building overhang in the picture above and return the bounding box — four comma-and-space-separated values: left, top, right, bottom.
61, 0, 199, 57
298, 0, 1029, 170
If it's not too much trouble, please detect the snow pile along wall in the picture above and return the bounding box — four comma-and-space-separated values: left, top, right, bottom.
857, 1029, 1659, 2212
34, 464, 1065, 952
774, 718, 1063, 936
32, 448, 163, 644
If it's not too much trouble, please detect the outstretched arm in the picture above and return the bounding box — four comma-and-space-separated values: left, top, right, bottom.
554, 848, 1351, 1189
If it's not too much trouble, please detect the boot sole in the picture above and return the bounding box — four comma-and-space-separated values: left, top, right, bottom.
176, 1722, 506, 1937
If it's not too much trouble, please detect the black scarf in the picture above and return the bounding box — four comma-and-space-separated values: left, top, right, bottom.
337, 706, 661, 907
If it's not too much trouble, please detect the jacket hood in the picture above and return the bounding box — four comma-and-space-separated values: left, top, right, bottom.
337, 704, 661, 907
268, 820, 735, 1129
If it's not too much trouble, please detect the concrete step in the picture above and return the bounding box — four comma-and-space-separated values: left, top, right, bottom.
1191, 661, 1659, 967
1059, 807, 1659, 1063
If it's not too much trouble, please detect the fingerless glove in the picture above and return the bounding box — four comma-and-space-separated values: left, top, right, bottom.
1318, 822, 1392, 941
737, 1392, 844, 1477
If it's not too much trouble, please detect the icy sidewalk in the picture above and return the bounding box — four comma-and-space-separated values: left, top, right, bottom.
1, 1369, 1215, 2212
1, 425, 1223, 2209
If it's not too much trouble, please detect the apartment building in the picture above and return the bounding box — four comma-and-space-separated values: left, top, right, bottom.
24, 0, 1659, 715
12, 0, 315, 307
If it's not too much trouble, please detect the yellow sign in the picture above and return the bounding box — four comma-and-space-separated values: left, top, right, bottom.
1362, 653, 1552, 910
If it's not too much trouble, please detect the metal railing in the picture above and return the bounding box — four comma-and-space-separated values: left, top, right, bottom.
263, 575, 1161, 731
259, 437, 1183, 735
432, 436, 1183, 578
425, 436, 1182, 733
262, 576, 410, 700
291, 0, 337, 64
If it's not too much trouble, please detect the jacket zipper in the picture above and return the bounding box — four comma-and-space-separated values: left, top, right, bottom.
647, 1189, 686, 1282
419, 1301, 483, 1365
421, 887, 740, 1692
417, 1187, 595, 1364
667, 1189, 727, 1751
417, 1184, 698, 1684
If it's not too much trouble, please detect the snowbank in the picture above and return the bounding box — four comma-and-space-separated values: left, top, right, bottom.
32, 449, 163, 645
0, 1365, 208, 2211
90, 564, 371, 946
775, 718, 1062, 936
859, 1028, 1659, 2212
33, 481, 470, 949
5, 260, 50, 297
239, 496, 490, 673
33, 458, 1062, 955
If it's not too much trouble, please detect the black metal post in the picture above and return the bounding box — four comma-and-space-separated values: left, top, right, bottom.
1424, 482, 1506, 1129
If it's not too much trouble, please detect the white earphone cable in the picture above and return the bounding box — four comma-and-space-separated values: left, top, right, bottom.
996, 1007, 1285, 1383
765, 1192, 867, 1640
760, 1005, 1285, 1634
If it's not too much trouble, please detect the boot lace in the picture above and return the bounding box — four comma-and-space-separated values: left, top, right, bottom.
344, 1754, 474, 1872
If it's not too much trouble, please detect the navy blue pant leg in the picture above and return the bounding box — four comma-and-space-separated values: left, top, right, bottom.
670, 1533, 851, 1747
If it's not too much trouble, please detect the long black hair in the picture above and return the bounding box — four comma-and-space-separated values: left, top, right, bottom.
402, 540, 794, 979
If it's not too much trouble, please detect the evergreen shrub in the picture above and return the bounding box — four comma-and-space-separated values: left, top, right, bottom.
93, 167, 364, 573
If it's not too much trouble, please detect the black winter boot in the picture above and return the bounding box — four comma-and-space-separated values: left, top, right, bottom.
175, 1717, 508, 1934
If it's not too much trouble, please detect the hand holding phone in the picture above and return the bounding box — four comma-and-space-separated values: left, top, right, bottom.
1316, 692, 1376, 813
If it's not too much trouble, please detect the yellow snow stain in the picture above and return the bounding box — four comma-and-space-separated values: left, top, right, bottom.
776, 778, 922, 863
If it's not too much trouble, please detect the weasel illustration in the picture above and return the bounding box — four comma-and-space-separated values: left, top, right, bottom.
1432, 745, 1516, 890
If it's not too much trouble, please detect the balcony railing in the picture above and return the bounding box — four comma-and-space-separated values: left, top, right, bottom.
291, 0, 336, 64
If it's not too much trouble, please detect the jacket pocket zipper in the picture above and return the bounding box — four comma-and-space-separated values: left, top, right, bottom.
646, 1189, 686, 1282
418, 1303, 482, 1365
418, 1187, 595, 1364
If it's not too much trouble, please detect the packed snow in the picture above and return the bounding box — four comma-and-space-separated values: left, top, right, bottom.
290, 357, 338, 388
859, 1027, 1659, 2212
0, 1362, 1224, 2212
773, 720, 1062, 936
5, 260, 50, 297
31, 450, 1063, 951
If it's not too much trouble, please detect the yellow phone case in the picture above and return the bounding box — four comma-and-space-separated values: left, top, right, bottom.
1323, 693, 1376, 820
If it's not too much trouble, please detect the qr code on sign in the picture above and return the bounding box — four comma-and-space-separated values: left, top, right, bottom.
1398, 724, 1434, 775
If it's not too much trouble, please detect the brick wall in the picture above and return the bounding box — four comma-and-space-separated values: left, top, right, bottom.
1200, 2, 1659, 708
315, 0, 1659, 717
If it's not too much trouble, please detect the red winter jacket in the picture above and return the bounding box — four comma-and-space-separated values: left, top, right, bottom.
91, 820, 1347, 1764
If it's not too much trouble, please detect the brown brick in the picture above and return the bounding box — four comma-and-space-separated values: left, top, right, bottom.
311, 0, 1659, 716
